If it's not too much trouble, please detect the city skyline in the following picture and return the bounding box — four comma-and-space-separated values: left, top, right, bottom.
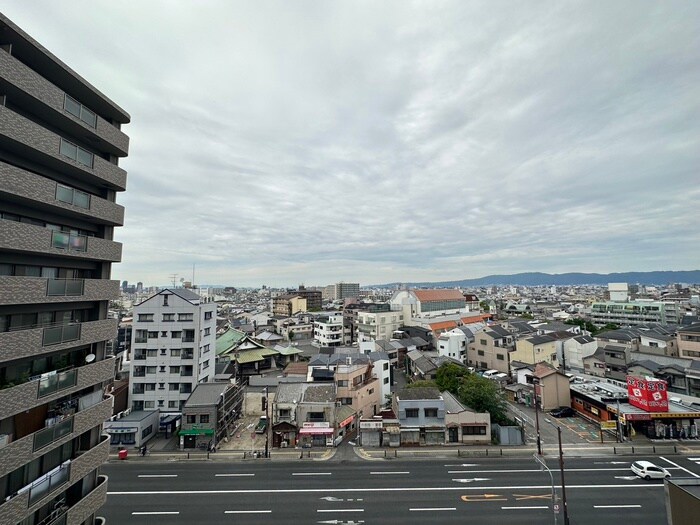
4, 1, 699, 287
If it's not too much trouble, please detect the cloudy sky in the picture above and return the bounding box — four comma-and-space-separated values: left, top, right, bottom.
4, 1, 699, 287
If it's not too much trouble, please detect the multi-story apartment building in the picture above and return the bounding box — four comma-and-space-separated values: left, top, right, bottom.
437, 328, 468, 363
467, 325, 514, 373
590, 300, 682, 326
0, 14, 129, 524
313, 313, 344, 347
335, 358, 381, 419
678, 323, 700, 360
510, 334, 562, 368
356, 307, 403, 342
129, 289, 216, 413
334, 282, 360, 300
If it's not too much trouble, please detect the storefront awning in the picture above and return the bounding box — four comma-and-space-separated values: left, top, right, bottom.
179, 428, 214, 436
298, 427, 334, 435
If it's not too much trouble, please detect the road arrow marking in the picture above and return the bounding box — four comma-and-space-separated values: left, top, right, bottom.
320, 497, 344, 502
444, 463, 480, 467
452, 478, 490, 483
594, 461, 628, 465
614, 476, 639, 480
460, 494, 507, 502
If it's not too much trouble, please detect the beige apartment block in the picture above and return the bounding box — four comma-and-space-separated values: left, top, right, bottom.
467, 325, 514, 373
335, 361, 381, 419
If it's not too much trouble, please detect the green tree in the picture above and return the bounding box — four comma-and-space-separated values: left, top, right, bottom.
435, 363, 469, 395
458, 374, 509, 425
288, 329, 295, 341
565, 317, 597, 334
479, 300, 491, 312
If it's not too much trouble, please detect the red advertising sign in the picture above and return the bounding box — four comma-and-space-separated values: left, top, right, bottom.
626, 376, 669, 413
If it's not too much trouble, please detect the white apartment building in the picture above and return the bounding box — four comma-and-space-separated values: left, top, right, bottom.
130, 288, 216, 413
437, 328, 468, 363
313, 313, 344, 347
356, 310, 404, 342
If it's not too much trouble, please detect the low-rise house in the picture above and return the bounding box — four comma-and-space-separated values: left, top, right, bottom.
437, 328, 468, 363
467, 325, 514, 373
180, 382, 244, 450
443, 391, 491, 445
563, 335, 597, 372
393, 387, 446, 445
405, 349, 438, 381
678, 323, 700, 360
532, 363, 571, 411
583, 348, 607, 377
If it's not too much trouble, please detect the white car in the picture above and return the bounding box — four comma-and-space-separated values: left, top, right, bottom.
631, 460, 671, 480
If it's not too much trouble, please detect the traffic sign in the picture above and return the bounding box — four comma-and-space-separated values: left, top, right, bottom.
553, 503, 560, 514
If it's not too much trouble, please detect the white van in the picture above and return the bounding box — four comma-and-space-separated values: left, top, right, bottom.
482, 370, 500, 379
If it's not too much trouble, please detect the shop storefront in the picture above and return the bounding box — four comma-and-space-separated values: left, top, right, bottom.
298, 423, 334, 447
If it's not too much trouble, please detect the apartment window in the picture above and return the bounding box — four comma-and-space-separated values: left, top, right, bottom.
477, 350, 484, 356
56, 184, 90, 209
424, 408, 438, 417
157, 400, 164, 407
182, 329, 195, 342
171, 331, 182, 339
168, 401, 178, 409
163, 294, 169, 306
178, 313, 193, 322
203, 327, 211, 336
146, 349, 157, 357
204, 311, 213, 320
147, 331, 158, 339
170, 366, 180, 374
138, 314, 154, 322
170, 349, 181, 357
337, 380, 348, 387
480, 339, 487, 345
162, 313, 175, 322
63, 94, 97, 127
59, 138, 94, 168
169, 383, 179, 391
496, 354, 504, 361
405, 408, 419, 418
135, 329, 148, 343
159, 366, 166, 373
368, 388, 374, 395
144, 383, 156, 391
202, 360, 209, 369
158, 382, 165, 390
144, 401, 155, 409
146, 366, 156, 374
200, 415, 209, 424
383, 363, 389, 371
384, 377, 389, 384
203, 344, 210, 353
186, 415, 196, 424
340, 398, 353, 405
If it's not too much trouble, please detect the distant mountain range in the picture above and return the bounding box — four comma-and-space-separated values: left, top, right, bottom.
375, 271, 700, 288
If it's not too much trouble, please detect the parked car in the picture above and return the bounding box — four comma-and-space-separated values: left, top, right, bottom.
549, 406, 575, 418
631, 460, 671, 480
255, 416, 267, 434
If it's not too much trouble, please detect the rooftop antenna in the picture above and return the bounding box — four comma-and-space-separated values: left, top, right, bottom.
169, 273, 178, 288
192, 263, 196, 289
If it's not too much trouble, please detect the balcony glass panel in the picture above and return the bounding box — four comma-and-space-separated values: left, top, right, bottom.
42, 327, 63, 346
51, 231, 70, 250
64, 279, 84, 296
38, 369, 78, 398
62, 324, 80, 342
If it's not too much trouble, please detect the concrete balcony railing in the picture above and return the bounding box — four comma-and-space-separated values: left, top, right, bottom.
0, 435, 109, 525
0, 318, 117, 364
67, 474, 108, 525
0, 105, 126, 191
0, 357, 115, 421
0, 220, 122, 262
0, 162, 124, 225
0, 49, 129, 156
0, 395, 113, 478
0, 276, 119, 306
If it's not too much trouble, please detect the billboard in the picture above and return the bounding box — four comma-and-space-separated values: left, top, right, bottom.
626, 375, 669, 413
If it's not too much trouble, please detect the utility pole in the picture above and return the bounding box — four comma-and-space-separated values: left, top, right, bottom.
264, 386, 270, 458
533, 377, 542, 455
557, 426, 570, 525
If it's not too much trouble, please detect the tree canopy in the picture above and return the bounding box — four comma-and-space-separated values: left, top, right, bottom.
458, 373, 509, 425
435, 362, 469, 394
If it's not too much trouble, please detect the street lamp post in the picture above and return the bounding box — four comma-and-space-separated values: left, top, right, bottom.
533, 453, 558, 525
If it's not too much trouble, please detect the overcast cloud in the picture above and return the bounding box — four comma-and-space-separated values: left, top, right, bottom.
3, 1, 699, 287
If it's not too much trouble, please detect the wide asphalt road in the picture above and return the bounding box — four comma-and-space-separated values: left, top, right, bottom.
101, 454, 700, 524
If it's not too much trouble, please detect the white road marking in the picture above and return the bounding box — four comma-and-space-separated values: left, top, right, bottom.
293, 472, 333, 476
444, 463, 480, 467
224, 510, 272, 514
137, 475, 178, 478
132, 511, 180, 515
451, 478, 490, 483
614, 476, 640, 480
215, 473, 255, 477
448, 468, 643, 474
409, 507, 456, 512
660, 456, 700, 478
688, 457, 700, 461
369, 471, 410, 475
501, 506, 549, 510
108, 483, 664, 496
317, 509, 364, 513
593, 505, 641, 509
